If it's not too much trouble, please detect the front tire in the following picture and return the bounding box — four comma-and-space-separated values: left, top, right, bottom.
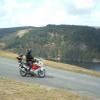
38, 69, 45, 78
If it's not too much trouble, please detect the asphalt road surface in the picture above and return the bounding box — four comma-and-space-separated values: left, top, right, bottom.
0, 57, 100, 98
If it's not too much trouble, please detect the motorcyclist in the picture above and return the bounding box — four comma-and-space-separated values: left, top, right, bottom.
25, 49, 35, 72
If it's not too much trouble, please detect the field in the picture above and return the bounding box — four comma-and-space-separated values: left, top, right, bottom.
0, 77, 92, 100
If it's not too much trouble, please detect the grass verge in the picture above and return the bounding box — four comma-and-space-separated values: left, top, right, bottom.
43, 60, 100, 77
0, 77, 92, 100
0, 50, 18, 59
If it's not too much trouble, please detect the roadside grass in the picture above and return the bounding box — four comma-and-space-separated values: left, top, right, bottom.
0, 50, 100, 77
43, 60, 100, 77
0, 77, 92, 100
0, 50, 18, 59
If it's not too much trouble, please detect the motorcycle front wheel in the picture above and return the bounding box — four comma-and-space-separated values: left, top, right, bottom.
38, 69, 45, 78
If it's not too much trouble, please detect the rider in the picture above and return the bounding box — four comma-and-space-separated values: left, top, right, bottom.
25, 49, 35, 72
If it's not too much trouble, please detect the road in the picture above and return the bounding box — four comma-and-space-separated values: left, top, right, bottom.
0, 57, 100, 98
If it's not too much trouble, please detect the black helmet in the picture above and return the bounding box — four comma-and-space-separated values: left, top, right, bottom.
27, 49, 32, 54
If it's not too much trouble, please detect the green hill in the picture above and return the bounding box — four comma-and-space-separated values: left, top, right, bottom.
0, 24, 100, 64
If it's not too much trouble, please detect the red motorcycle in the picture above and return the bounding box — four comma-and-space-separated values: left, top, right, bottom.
17, 56, 45, 78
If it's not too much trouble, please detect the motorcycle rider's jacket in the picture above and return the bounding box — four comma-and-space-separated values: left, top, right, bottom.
25, 49, 36, 67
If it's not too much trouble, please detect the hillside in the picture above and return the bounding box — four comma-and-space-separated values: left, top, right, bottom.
0, 24, 100, 64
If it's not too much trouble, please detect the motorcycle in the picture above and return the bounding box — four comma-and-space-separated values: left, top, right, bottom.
17, 56, 46, 78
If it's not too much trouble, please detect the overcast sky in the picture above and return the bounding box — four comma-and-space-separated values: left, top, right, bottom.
0, 0, 100, 28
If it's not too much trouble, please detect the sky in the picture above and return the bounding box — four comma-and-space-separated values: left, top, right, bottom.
0, 0, 100, 28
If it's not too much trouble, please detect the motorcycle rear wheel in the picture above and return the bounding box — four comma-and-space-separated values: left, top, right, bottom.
20, 68, 27, 77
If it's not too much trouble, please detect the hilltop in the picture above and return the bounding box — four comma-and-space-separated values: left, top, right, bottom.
0, 24, 100, 64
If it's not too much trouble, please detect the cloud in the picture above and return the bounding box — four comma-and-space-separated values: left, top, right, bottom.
65, 0, 96, 15
0, 0, 37, 27
74, 0, 95, 9
0, 0, 100, 27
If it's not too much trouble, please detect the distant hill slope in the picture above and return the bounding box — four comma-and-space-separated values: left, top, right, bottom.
0, 24, 100, 63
